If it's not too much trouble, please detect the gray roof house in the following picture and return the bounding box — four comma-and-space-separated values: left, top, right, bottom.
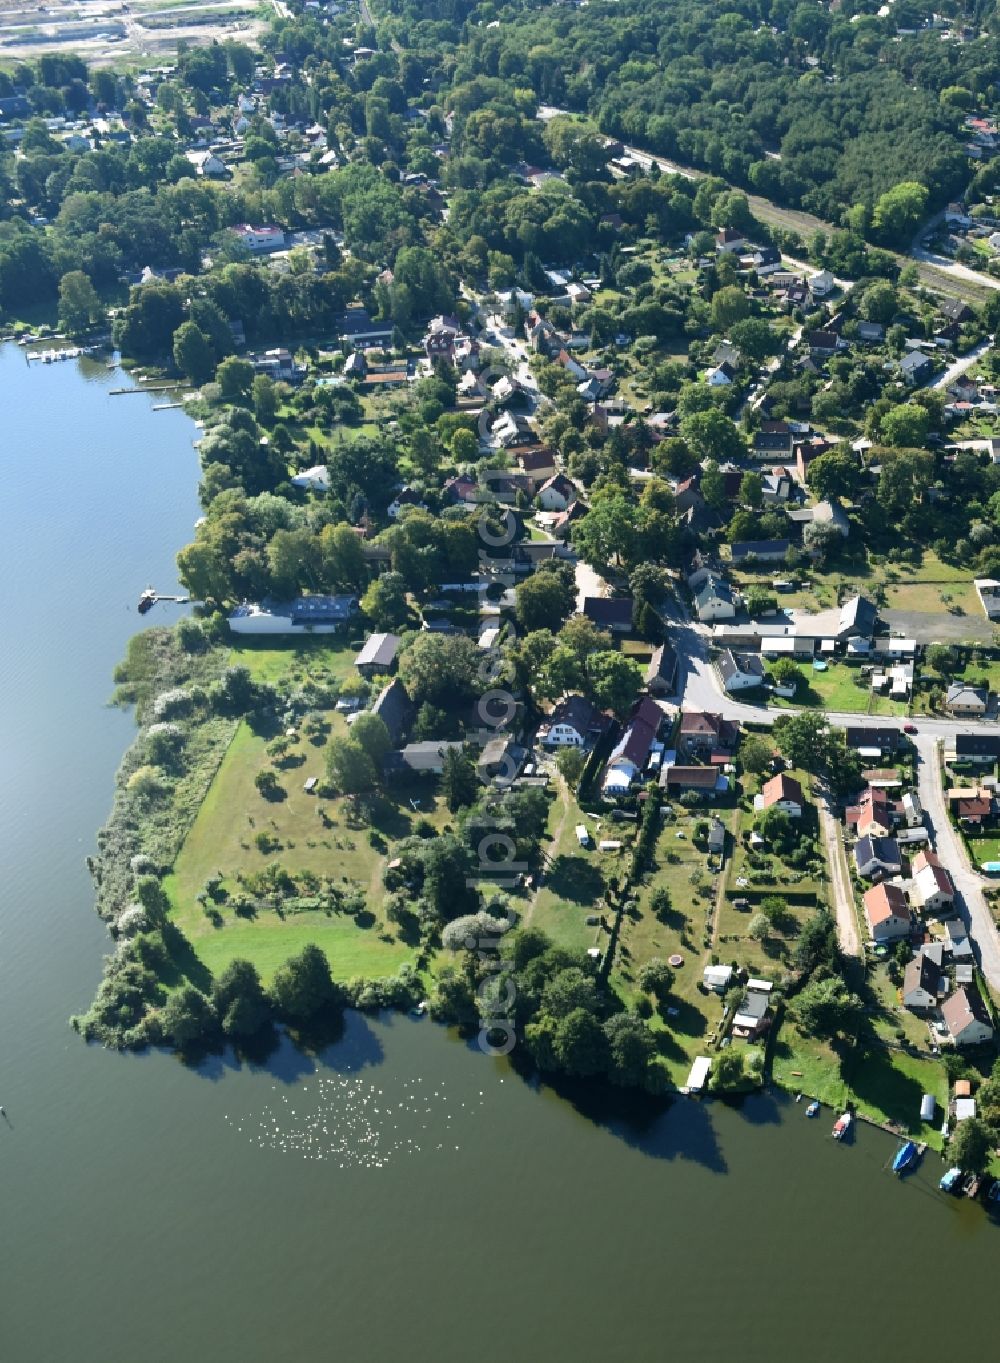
693, 573, 737, 622
902, 954, 941, 1012
718, 649, 765, 693
946, 682, 989, 717
354, 632, 402, 677
900, 350, 934, 386
730, 539, 791, 565
646, 642, 680, 696
854, 834, 903, 879
372, 678, 415, 746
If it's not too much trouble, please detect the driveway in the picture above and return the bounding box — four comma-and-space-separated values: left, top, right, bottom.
914, 734, 1000, 991
817, 789, 861, 958
932, 336, 992, 391
880, 609, 995, 644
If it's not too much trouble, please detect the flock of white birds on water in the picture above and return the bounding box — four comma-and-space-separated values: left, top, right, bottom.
224, 1073, 499, 1168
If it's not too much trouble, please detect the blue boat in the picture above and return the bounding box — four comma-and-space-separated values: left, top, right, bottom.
806, 1101, 820, 1117
940, 1166, 962, 1193
892, 1140, 918, 1174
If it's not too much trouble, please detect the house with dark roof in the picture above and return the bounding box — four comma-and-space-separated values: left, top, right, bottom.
583, 596, 633, 633
717, 649, 765, 694
537, 695, 611, 748
354, 632, 401, 678
902, 953, 942, 1011
838, 595, 879, 638
946, 682, 989, 717
372, 679, 414, 746
942, 984, 994, 1046
602, 700, 663, 795
900, 350, 934, 386
951, 732, 1000, 764
392, 740, 463, 774
845, 726, 901, 754
855, 834, 903, 879
537, 472, 577, 511
662, 765, 725, 794
678, 710, 739, 758
693, 573, 737, 622
730, 539, 790, 565
646, 643, 679, 697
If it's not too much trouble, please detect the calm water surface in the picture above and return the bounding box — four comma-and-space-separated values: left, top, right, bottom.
0, 345, 995, 1363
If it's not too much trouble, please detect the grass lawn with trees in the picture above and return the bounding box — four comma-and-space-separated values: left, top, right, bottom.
165, 714, 451, 984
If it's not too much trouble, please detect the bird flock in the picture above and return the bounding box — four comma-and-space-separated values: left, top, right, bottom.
224, 1073, 498, 1167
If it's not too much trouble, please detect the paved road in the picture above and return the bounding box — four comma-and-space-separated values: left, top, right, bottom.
914, 735, 1000, 991
932, 336, 992, 391
672, 615, 1000, 985
911, 211, 1000, 296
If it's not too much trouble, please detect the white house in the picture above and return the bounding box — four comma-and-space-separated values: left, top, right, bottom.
911, 851, 955, 912
537, 473, 577, 512
942, 985, 994, 1047
290, 464, 330, 491
537, 696, 608, 749
693, 573, 737, 622
707, 361, 736, 388
228, 594, 357, 635
231, 223, 287, 252
717, 648, 765, 693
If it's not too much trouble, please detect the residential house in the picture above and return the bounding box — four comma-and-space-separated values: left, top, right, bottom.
900, 350, 934, 386
646, 643, 680, 697
847, 786, 894, 838
788, 499, 851, 540
838, 595, 879, 638
950, 732, 1000, 764
662, 766, 726, 795
344, 350, 368, 380
947, 787, 995, 827
946, 682, 989, 717
854, 834, 903, 879
716, 228, 747, 253
911, 850, 955, 912
393, 740, 464, 774
693, 573, 737, 622
707, 818, 726, 854
583, 596, 633, 633
228, 594, 357, 635
845, 726, 901, 754
809, 330, 842, 357
732, 980, 774, 1039
678, 710, 739, 759
517, 447, 558, 481
602, 698, 663, 795
387, 486, 427, 520
537, 472, 577, 512
862, 882, 911, 942
809, 270, 835, 298
372, 678, 414, 746
354, 632, 401, 678
857, 321, 885, 344
478, 736, 527, 785
537, 695, 611, 748
703, 963, 734, 993
730, 539, 791, 566
231, 223, 286, 252
902, 954, 942, 1012
757, 772, 805, 818
941, 985, 994, 1047
718, 649, 765, 694
707, 361, 737, 388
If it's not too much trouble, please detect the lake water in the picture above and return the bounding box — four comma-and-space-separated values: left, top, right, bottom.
0, 345, 996, 1363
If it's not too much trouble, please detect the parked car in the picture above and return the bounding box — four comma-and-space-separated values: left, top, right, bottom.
904, 723, 918, 734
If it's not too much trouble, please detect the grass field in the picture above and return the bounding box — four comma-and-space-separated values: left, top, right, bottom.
770, 660, 875, 713
611, 812, 729, 1083
164, 627, 458, 986
528, 780, 615, 954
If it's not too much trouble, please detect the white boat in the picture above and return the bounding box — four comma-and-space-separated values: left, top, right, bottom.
832, 1111, 852, 1140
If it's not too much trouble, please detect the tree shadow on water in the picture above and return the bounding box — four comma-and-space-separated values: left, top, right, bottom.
511, 1060, 729, 1174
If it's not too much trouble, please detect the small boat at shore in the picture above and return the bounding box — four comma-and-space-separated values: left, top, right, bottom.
892, 1140, 918, 1174
832, 1112, 852, 1140
806, 1101, 820, 1118
940, 1166, 962, 1193
137, 586, 156, 614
